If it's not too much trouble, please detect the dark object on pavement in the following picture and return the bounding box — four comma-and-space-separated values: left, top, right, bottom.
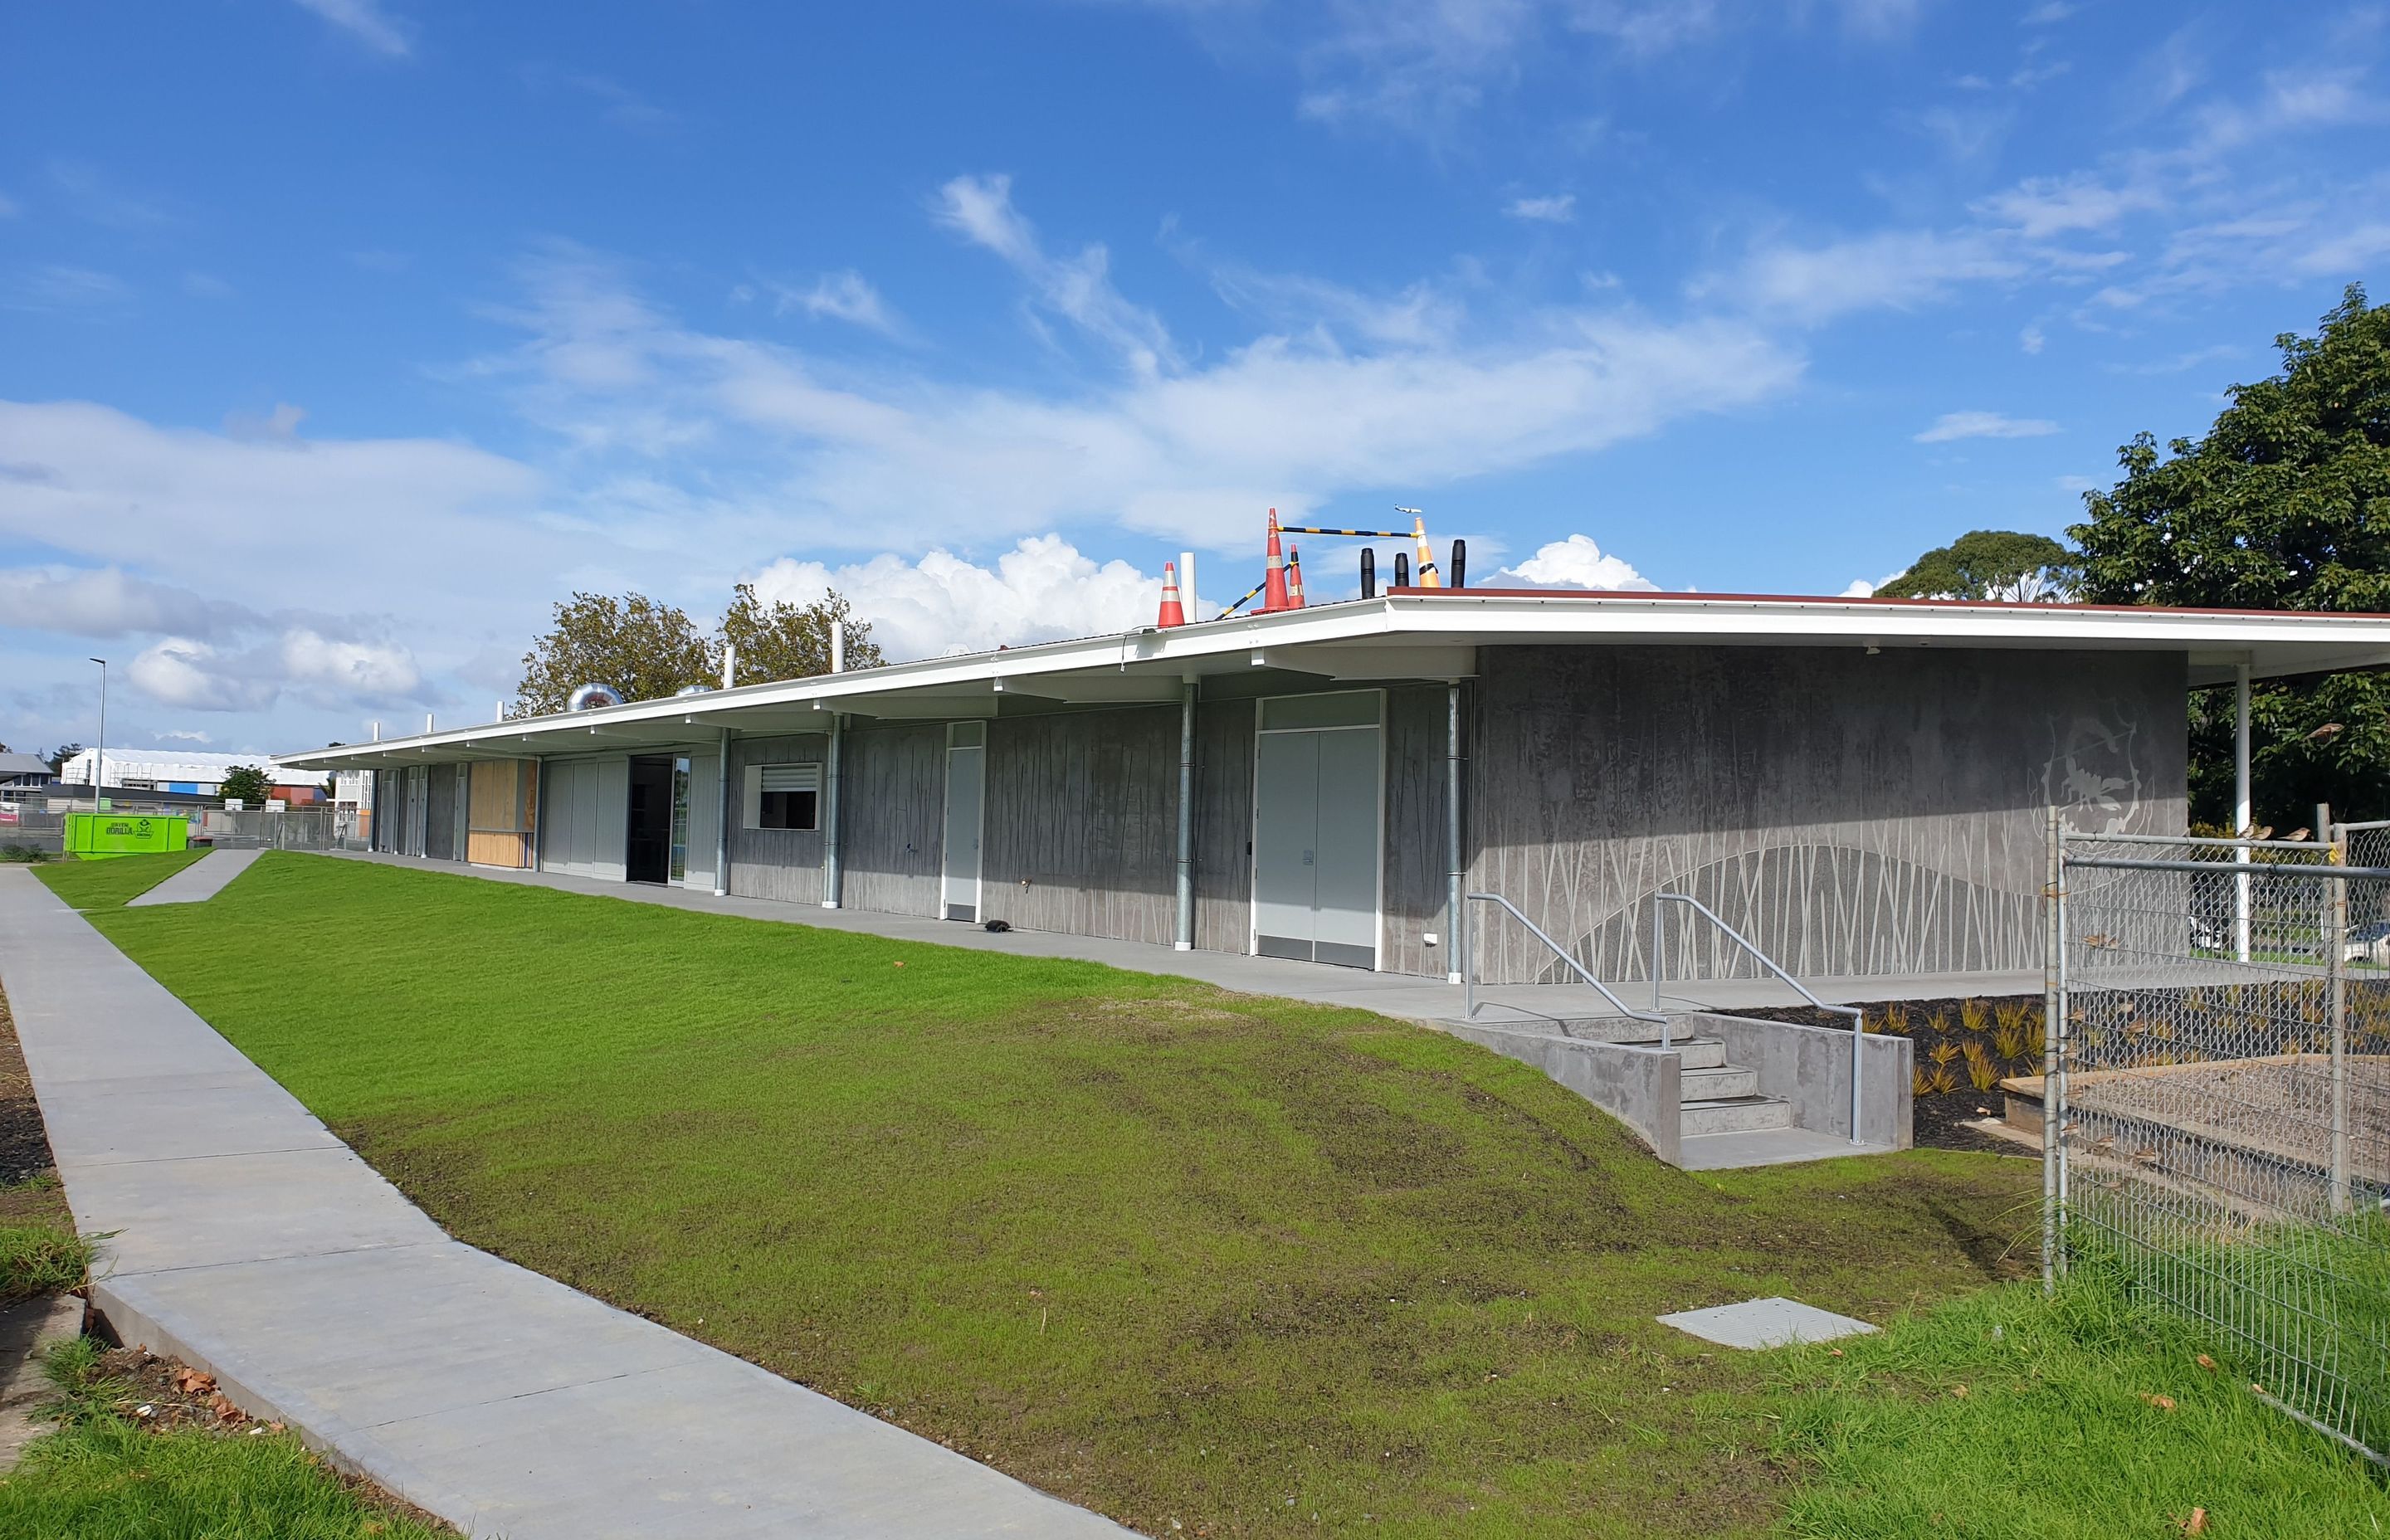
983, 919, 1011, 933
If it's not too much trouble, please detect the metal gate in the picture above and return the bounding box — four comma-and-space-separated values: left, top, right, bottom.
2047, 816, 2390, 1464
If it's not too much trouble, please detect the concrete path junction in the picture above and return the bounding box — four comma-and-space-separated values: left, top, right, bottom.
124, 847, 262, 907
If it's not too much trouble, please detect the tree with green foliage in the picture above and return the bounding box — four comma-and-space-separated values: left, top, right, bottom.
2071, 284, 2390, 826
217, 764, 273, 806
1878, 529, 2077, 602
515, 592, 716, 716
719, 585, 883, 686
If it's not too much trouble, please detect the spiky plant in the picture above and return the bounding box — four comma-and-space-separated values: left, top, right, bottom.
1960, 997, 1991, 1036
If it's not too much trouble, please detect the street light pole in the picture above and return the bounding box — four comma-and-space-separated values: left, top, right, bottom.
87, 658, 107, 811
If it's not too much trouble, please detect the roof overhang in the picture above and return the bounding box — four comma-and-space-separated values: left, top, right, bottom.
276, 590, 2390, 770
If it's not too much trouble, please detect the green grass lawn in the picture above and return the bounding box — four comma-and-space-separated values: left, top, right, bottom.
29, 849, 210, 909
1774, 1264, 2390, 1539
75, 852, 2043, 1538
0, 1339, 451, 1538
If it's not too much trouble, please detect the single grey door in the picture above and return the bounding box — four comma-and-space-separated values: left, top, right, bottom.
1253, 731, 1320, 960
1311, 728, 1380, 968
942, 743, 983, 921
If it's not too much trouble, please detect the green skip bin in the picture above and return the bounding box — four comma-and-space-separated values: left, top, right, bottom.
64, 811, 191, 860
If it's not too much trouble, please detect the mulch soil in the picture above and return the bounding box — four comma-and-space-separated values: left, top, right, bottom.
1714, 997, 2045, 1157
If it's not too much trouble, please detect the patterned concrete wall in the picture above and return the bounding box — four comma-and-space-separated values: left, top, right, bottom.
1466, 644, 2187, 987
982, 705, 1179, 947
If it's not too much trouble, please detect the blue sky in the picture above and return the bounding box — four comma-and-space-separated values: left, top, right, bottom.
2, 1, 2385, 757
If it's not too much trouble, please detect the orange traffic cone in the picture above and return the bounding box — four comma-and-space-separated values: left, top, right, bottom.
1412, 514, 1442, 588
1261, 508, 1291, 612
1156, 561, 1187, 627
1286, 544, 1306, 608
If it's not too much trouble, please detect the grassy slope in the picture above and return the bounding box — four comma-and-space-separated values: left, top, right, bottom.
85, 855, 2040, 1538
1774, 1267, 2390, 1538
30, 849, 210, 909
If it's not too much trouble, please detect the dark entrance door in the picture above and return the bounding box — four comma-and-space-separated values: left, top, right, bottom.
626, 756, 674, 885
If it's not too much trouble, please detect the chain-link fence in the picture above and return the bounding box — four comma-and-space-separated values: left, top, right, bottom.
193, 807, 354, 850
2051, 822, 2390, 1464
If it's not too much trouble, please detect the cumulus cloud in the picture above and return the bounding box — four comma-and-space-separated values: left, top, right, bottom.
121, 629, 423, 714
747, 535, 1158, 661
1493, 534, 1656, 591
1914, 410, 2061, 442
1839, 570, 1908, 598
0, 566, 258, 639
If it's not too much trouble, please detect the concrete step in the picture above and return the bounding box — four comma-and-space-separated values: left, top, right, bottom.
1680, 1094, 1795, 1137
1680, 1064, 1758, 1101
1617, 1036, 1729, 1070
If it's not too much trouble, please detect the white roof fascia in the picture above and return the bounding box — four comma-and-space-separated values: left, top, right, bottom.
276, 594, 2390, 768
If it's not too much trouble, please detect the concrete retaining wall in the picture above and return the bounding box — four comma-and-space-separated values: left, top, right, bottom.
1444, 1021, 1681, 1165
1689, 1011, 1913, 1148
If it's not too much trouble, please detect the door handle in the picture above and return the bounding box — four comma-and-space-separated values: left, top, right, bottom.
1303, 850, 1314, 865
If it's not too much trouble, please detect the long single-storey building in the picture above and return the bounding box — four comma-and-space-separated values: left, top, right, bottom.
278, 590, 2390, 987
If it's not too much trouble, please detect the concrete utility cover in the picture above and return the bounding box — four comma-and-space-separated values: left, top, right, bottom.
1656, 1296, 1878, 1350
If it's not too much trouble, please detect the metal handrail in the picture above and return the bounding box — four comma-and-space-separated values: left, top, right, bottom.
1462, 892, 1667, 1028
1652, 893, 1867, 1146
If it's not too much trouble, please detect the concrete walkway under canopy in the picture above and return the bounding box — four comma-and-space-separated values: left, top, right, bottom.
0, 868, 1131, 1539
124, 847, 262, 907
316, 849, 2041, 1026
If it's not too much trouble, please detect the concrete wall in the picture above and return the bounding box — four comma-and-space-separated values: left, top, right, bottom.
1695, 1012, 1914, 1148
1383, 684, 1455, 977
1467, 644, 2188, 986
1193, 698, 1256, 955
1443, 1022, 1682, 1165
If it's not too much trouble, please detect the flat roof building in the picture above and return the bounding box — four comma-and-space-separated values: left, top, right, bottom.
280, 589, 2390, 989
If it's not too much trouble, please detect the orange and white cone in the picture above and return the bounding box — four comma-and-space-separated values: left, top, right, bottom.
1261, 508, 1291, 612
1286, 544, 1306, 608
1412, 514, 1442, 588
1156, 561, 1187, 627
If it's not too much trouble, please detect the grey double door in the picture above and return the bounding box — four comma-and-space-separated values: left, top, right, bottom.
1253, 724, 1379, 969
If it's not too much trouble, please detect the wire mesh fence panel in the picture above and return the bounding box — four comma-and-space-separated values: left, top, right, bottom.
2054, 829, 2390, 1464
197, 808, 339, 850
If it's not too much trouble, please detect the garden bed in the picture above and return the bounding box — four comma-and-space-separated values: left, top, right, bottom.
1717, 997, 2047, 1156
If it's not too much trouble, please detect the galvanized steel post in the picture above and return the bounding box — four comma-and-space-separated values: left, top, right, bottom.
713, 728, 732, 897
820, 713, 844, 909
1175, 678, 1197, 951
2326, 804, 2351, 1214
2041, 804, 2063, 1292
1446, 682, 1464, 984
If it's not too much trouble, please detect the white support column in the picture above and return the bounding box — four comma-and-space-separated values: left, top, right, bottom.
820, 713, 845, 909
2235, 660, 2253, 962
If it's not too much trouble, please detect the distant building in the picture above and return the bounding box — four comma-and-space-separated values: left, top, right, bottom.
0, 752, 55, 803
56, 748, 319, 802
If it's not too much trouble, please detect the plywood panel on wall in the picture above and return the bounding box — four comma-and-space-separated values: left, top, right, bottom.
981, 706, 1178, 948
727, 736, 826, 904
466, 759, 535, 869
1383, 684, 1453, 978
1193, 697, 1256, 955
839, 722, 945, 919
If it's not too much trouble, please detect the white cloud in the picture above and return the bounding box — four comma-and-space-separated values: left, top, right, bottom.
0, 565, 257, 639
1494, 534, 1656, 591
290, 0, 412, 56
747, 536, 1158, 661
3, 266, 131, 314
2019, 324, 2046, 354
1505, 192, 1576, 223
121, 628, 424, 715
0, 191, 17, 218
1914, 410, 2061, 443
934, 173, 1174, 373
127, 638, 277, 713
1973, 173, 2163, 238
1700, 229, 2024, 325
775, 271, 901, 335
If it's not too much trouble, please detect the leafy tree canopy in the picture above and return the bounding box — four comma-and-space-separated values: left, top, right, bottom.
44, 744, 81, 774
720, 585, 885, 686
217, 764, 273, 805
2072, 285, 2390, 826
516, 593, 716, 716
1877, 529, 2077, 602
515, 587, 884, 715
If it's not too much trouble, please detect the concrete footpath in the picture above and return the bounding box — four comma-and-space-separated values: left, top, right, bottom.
125, 847, 262, 907
0, 868, 1130, 1538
